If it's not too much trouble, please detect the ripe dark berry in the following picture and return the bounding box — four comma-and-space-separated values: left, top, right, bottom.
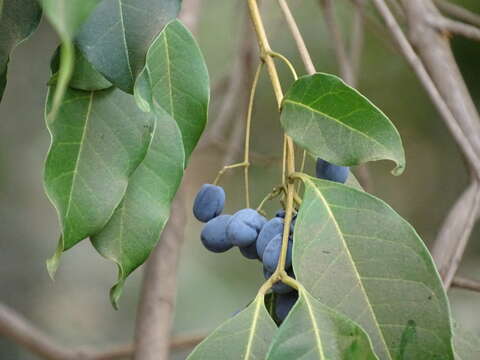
263, 234, 293, 273
256, 217, 284, 260
193, 184, 225, 222
239, 242, 259, 260
315, 158, 349, 183
200, 215, 233, 253
275, 291, 298, 322
226, 209, 267, 247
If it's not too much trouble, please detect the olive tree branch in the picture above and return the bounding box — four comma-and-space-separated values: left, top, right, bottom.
427, 15, 480, 42
433, 0, 480, 28
452, 276, 480, 293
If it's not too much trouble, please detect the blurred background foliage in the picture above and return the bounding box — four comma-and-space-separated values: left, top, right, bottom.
1, 0, 479, 359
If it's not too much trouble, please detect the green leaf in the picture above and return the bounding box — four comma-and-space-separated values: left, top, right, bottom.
454, 326, 480, 360
187, 295, 277, 360
44, 86, 155, 276
135, 19, 210, 161
40, 0, 101, 40
90, 106, 184, 308
267, 289, 378, 360
293, 174, 454, 359
50, 45, 112, 91
0, 0, 42, 101
281, 74, 405, 175
76, 0, 181, 93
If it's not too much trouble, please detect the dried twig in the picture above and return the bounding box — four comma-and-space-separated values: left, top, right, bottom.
428, 15, 480, 42
372, 0, 480, 288
0, 302, 203, 360
452, 276, 480, 293
434, 0, 480, 28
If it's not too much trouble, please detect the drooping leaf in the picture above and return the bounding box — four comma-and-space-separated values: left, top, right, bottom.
50, 45, 112, 91
135, 19, 209, 161
0, 0, 42, 101
267, 289, 378, 360
281, 73, 405, 175
90, 106, 184, 308
76, 0, 181, 93
40, 0, 101, 40
44, 86, 155, 276
454, 325, 480, 360
187, 295, 277, 360
293, 174, 454, 359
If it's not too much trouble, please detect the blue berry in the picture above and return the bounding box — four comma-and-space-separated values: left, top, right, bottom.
193, 184, 225, 222
226, 209, 267, 247
275, 291, 298, 322
239, 241, 259, 260
315, 158, 349, 183
256, 218, 284, 260
263, 234, 293, 273
200, 215, 233, 253
275, 209, 286, 218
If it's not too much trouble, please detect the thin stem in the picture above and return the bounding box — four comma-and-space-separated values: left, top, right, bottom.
268, 51, 298, 80
213, 162, 248, 185
277, 0, 316, 74
256, 186, 283, 213
282, 135, 287, 182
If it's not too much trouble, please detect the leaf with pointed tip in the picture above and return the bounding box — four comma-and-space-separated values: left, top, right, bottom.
187, 296, 277, 360
44, 86, 154, 275
267, 289, 378, 360
281, 74, 405, 175
90, 106, 184, 308
40, 0, 101, 40
76, 0, 181, 93
135, 19, 209, 161
454, 326, 480, 360
0, 0, 42, 101
50, 45, 112, 91
293, 174, 454, 359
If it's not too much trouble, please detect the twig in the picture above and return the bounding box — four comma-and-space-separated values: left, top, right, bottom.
133, 2, 204, 360
349, 0, 366, 82
451, 276, 480, 293
277, 0, 316, 75
434, 0, 480, 28
428, 15, 480, 42
0, 302, 203, 360
320, 0, 354, 84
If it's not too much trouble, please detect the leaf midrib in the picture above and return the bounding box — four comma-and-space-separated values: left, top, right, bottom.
303, 177, 393, 360
243, 298, 262, 360
303, 293, 326, 360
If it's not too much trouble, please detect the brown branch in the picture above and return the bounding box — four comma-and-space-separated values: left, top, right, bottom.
428, 15, 480, 42
277, 0, 316, 75
372, 0, 480, 288
0, 302, 203, 360
451, 276, 480, 293
434, 0, 480, 28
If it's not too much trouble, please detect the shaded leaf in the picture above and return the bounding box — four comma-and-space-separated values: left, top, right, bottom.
187, 295, 277, 360
135, 19, 209, 160
44, 86, 154, 275
454, 325, 480, 360
267, 289, 378, 360
40, 0, 101, 40
90, 106, 184, 308
0, 0, 42, 100
293, 174, 454, 359
281, 74, 405, 175
50, 45, 112, 91
76, 0, 181, 93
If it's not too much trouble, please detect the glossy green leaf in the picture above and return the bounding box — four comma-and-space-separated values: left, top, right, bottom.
90, 106, 184, 308
76, 0, 181, 93
187, 295, 277, 360
293, 174, 454, 359
50, 45, 112, 91
44, 86, 155, 276
454, 326, 480, 360
267, 289, 378, 360
0, 0, 42, 100
135, 19, 209, 160
40, 0, 101, 40
281, 74, 405, 175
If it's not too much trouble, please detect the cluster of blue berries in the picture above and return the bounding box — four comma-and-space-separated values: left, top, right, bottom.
193, 158, 348, 322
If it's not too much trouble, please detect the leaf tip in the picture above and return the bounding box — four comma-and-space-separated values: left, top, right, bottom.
391, 162, 406, 176
46, 238, 64, 280
109, 279, 125, 310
